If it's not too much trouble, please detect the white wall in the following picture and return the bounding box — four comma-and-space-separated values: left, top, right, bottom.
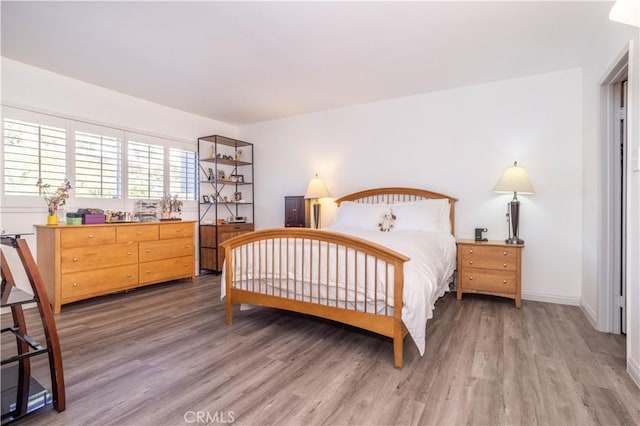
240, 68, 584, 305
0, 58, 237, 269
580, 19, 640, 387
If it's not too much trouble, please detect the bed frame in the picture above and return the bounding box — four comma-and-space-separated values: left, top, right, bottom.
222, 187, 457, 368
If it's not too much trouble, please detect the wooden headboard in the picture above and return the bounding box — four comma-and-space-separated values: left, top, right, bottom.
334, 187, 457, 234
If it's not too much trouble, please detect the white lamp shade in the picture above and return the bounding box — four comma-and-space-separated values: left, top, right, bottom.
493, 161, 535, 194
609, 0, 640, 28
304, 175, 330, 199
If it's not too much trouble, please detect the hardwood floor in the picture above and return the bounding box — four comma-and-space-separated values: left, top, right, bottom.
3, 274, 639, 425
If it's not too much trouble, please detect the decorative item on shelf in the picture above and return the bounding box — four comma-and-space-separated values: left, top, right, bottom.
202, 195, 210, 203
234, 192, 242, 202
230, 174, 244, 183
304, 174, 330, 229
208, 168, 215, 181
217, 169, 226, 180
158, 194, 182, 220
208, 145, 215, 159
493, 161, 535, 244
36, 178, 71, 226
235, 149, 243, 161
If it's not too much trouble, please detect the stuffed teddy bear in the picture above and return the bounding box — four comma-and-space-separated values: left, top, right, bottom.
378, 211, 396, 232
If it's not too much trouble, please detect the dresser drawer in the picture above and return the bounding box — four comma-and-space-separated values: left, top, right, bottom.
61, 243, 137, 273
459, 246, 518, 271
139, 255, 193, 284
61, 265, 138, 299
60, 226, 115, 248
139, 238, 194, 262
459, 268, 516, 295
116, 224, 159, 243
159, 222, 194, 240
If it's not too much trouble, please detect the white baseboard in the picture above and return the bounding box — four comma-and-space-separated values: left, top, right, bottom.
521, 292, 581, 306
579, 301, 599, 329
628, 357, 640, 390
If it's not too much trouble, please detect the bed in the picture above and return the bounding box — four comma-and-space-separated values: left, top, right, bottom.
221, 187, 457, 368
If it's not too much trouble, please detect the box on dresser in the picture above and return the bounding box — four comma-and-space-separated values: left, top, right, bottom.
35, 221, 196, 313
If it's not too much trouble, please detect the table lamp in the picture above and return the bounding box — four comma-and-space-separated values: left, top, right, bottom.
304, 174, 330, 229
493, 161, 535, 244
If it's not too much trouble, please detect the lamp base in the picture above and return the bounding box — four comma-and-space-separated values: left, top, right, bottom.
505, 237, 524, 245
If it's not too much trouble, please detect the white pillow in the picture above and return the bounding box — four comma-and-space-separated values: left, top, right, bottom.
391, 198, 451, 233
333, 201, 390, 231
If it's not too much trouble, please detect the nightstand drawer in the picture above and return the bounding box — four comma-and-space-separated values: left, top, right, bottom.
459, 246, 518, 271
460, 268, 516, 294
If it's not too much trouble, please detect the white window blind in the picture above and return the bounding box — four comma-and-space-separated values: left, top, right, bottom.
3, 118, 66, 196
169, 148, 197, 201
128, 140, 164, 199
75, 130, 122, 198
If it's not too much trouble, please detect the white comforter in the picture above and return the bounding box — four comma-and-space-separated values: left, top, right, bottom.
221, 227, 456, 356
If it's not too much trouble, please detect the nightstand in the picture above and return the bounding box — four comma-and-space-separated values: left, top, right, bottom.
456, 240, 524, 308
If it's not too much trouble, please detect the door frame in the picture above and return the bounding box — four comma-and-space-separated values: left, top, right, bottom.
598, 50, 628, 334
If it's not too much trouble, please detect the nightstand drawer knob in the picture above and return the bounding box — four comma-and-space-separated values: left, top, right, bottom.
503, 280, 507, 284
503, 251, 508, 256
469, 249, 473, 254
468, 276, 473, 280
503, 263, 507, 268
469, 260, 473, 265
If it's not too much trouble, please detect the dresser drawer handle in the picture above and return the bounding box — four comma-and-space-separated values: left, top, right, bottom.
146, 270, 151, 274
175, 229, 181, 232
469, 260, 473, 265
72, 282, 78, 288
127, 273, 132, 278
137, 231, 142, 235
87, 234, 93, 239
503, 280, 507, 284
468, 276, 473, 280
469, 249, 473, 254
127, 251, 132, 256
72, 257, 78, 262
503, 251, 508, 256
146, 249, 151, 253
503, 263, 507, 268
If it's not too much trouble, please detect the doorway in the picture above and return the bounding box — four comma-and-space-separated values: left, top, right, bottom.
603, 53, 628, 335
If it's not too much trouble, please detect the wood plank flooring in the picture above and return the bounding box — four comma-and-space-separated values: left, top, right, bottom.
3, 274, 638, 426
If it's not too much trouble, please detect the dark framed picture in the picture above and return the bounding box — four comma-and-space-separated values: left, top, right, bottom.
234, 192, 242, 202
230, 174, 245, 183
207, 168, 214, 181
202, 195, 210, 203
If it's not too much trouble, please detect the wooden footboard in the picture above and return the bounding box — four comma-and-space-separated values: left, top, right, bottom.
222, 228, 410, 368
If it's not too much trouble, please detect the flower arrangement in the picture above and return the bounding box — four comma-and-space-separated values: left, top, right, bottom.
160, 193, 183, 219
36, 178, 72, 216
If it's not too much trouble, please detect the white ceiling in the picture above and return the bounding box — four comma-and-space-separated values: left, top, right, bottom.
1, 1, 615, 125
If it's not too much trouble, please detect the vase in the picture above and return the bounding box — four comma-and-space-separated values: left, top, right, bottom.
47, 215, 58, 226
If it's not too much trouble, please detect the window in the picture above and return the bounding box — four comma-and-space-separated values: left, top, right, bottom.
169, 148, 197, 201
75, 131, 122, 198
127, 140, 164, 199
3, 118, 67, 196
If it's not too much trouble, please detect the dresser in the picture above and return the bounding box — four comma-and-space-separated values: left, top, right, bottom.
456, 240, 524, 308
36, 221, 196, 314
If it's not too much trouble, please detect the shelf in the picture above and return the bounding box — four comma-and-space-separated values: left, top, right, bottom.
200, 157, 251, 167
1, 287, 36, 307
200, 179, 253, 185
1, 365, 52, 423
198, 135, 252, 148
